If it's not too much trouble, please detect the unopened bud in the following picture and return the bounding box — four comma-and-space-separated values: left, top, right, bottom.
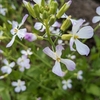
61, 16, 71, 31
56, 0, 72, 19
42, 11, 48, 19
61, 34, 72, 40
49, 15, 56, 26
34, 4, 40, 18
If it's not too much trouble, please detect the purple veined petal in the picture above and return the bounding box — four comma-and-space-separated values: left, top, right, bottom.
61, 58, 76, 71
96, 6, 100, 15
15, 86, 21, 93
2, 59, 8, 65
12, 82, 18, 86
56, 45, 64, 57
34, 22, 45, 32
33, 0, 42, 5
6, 35, 16, 47
21, 86, 26, 91
72, 19, 85, 33
75, 39, 90, 56
77, 26, 94, 39
9, 62, 15, 68
17, 28, 27, 39
52, 21, 61, 28
43, 47, 56, 60
92, 16, 100, 23
69, 37, 76, 51
52, 61, 65, 77
19, 14, 28, 28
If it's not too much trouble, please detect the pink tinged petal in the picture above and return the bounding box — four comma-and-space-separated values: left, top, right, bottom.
19, 14, 28, 28
75, 39, 90, 56
6, 35, 16, 47
43, 47, 56, 60
21, 86, 26, 91
96, 6, 100, 15
12, 82, 18, 86
69, 37, 76, 51
52, 61, 65, 77
9, 62, 15, 68
77, 26, 94, 39
56, 45, 64, 57
72, 19, 85, 33
17, 28, 27, 39
67, 0, 72, 6
61, 58, 76, 71
15, 87, 21, 93
92, 16, 100, 23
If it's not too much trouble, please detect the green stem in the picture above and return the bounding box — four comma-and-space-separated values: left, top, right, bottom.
94, 23, 100, 32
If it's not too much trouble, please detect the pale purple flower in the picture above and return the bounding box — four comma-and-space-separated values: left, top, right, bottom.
43, 45, 76, 77
1, 59, 15, 74
21, 48, 33, 56
0, 5, 7, 16
69, 19, 94, 56
62, 79, 72, 90
24, 32, 37, 42
92, 6, 100, 23
77, 70, 83, 80
12, 79, 26, 93
6, 14, 28, 47
17, 55, 30, 72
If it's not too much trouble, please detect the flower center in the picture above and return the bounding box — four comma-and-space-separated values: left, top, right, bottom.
56, 57, 61, 62
74, 35, 78, 39
14, 28, 18, 33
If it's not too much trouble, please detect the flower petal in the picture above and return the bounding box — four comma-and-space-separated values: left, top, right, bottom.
63, 84, 67, 90
2, 59, 8, 65
96, 6, 100, 15
1, 66, 8, 73
6, 35, 16, 47
77, 26, 94, 39
9, 62, 15, 68
61, 59, 76, 71
15, 87, 21, 93
52, 61, 65, 77
21, 86, 26, 91
75, 39, 90, 56
92, 16, 100, 23
12, 82, 18, 86
56, 45, 64, 57
33, 0, 42, 5
72, 19, 85, 33
19, 14, 28, 28
69, 37, 76, 51
43, 47, 56, 60
52, 21, 61, 28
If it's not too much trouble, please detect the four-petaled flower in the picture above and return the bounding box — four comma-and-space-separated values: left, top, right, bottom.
77, 70, 83, 80
62, 79, 72, 90
43, 45, 76, 77
92, 6, 100, 23
17, 55, 30, 72
69, 19, 94, 56
1, 59, 15, 74
12, 79, 26, 93
6, 14, 28, 47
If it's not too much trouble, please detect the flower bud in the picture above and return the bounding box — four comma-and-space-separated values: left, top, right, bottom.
56, 0, 72, 19
49, 15, 56, 26
24, 33, 37, 42
23, 0, 36, 18
41, 0, 45, 7
61, 34, 72, 40
42, 11, 48, 19
61, 16, 71, 31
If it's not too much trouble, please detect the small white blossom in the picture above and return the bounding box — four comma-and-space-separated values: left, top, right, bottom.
92, 6, 100, 23
21, 48, 33, 56
0, 5, 7, 16
77, 70, 83, 80
12, 79, 26, 93
67, 54, 76, 60
6, 14, 28, 47
1, 59, 15, 74
62, 79, 72, 90
43, 45, 76, 77
17, 55, 30, 72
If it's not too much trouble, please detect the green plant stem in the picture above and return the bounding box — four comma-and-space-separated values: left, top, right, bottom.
94, 23, 100, 32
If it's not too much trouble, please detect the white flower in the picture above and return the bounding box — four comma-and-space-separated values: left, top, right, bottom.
21, 48, 33, 56
0, 5, 7, 16
12, 79, 26, 93
92, 6, 100, 23
1, 59, 15, 74
77, 70, 83, 80
43, 45, 76, 77
62, 79, 72, 90
17, 55, 30, 72
6, 14, 28, 47
69, 19, 94, 56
